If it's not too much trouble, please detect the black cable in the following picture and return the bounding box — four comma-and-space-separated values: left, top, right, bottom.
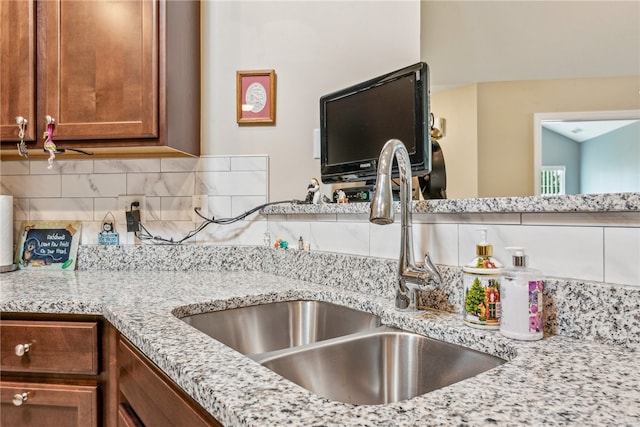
134, 199, 304, 244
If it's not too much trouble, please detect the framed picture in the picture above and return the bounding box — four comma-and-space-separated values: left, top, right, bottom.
236, 69, 276, 125
15, 221, 82, 270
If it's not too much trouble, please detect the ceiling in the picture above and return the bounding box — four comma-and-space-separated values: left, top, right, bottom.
421, 1, 640, 92
542, 120, 639, 143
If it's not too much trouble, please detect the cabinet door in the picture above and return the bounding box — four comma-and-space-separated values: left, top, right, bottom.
118, 338, 222, 427
38, 0, 158, 141
0, 320, 99, 375
0, 0, 36, 142
0, 381, 98, 427
118, 403, 145, 427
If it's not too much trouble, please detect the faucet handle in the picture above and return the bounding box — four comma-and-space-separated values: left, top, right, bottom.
422, 252, 443, 285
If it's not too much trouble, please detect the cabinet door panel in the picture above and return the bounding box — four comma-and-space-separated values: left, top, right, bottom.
118, 403, 145, 427
39, 0, 158, 140
0, 320, 99, 375
118, 338, 221, 427
0, 381, 98, 427
0, 0, 36, 142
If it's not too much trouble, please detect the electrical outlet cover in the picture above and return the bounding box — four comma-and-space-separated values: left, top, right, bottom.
118, 195, 145, 224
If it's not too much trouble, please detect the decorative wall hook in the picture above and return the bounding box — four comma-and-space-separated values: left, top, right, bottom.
43, 115, 57, 169
15, 116, 28, 158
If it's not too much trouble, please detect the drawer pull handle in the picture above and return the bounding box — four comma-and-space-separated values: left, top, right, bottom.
12, 392, 29, 406
14, 343, 31, 356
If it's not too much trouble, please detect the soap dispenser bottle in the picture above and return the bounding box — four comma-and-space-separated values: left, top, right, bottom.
462, 228, 503, 329
500, 247, 544, 341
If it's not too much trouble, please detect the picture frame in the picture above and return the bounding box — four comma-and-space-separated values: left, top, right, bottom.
15, 221, 82, 270
236, 69, 276, 125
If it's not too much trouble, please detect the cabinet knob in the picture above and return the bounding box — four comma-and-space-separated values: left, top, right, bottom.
12, 392, 29, 407
14, 343, 31, 357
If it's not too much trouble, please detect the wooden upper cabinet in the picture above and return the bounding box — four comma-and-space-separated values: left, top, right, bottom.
39, 0, 158, 141
0, 0, 36, 142
0, 0, 200, 159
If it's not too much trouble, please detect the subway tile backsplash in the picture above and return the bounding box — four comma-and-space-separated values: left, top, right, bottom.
1, 155, 268, 247
1, 154, 638, 287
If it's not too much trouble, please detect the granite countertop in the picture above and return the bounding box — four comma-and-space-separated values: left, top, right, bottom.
1, 267, 638, 426
262, 192, 640, 215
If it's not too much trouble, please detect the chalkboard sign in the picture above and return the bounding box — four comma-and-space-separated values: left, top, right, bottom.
15, 221, 82, 270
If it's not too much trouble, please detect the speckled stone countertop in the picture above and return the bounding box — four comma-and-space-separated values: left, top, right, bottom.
2, 246, 639, 426
263, 192, 640, 215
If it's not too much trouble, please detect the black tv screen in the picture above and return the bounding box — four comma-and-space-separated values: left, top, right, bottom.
320, 62, 431, 184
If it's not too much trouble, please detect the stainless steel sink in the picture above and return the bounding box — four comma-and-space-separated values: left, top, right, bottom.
255, 327, 506, 405
179, 300, 506, 405
179, 300, 381, 355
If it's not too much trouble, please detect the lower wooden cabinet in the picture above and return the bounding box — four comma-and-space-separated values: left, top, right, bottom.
0, 314, 118, 427
0, 381, 98, 427
0, 314, 221, 427
117, 338, 222, 427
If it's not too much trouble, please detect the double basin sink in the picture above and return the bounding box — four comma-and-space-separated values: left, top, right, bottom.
179, 300, 506, 405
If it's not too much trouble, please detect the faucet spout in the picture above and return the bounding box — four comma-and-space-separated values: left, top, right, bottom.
369, 139, 442, 311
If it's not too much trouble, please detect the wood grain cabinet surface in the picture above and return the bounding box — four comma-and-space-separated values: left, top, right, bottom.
0, 320, 99, 374
0, 0, 200, 159
0, 381, 98, 427
0, 315, 118, 427
118, 338, 222, 427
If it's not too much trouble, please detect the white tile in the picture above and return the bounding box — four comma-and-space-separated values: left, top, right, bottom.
62, 174, 126, 197
0, 160, 30, 175
460, 224, 604, 282
231, 196, 267, 220
417, 223, 459, 266
196, 156, 231, 172
132, 221, 197, 245
29, 198, 94, 221
231, 156, 268, 171
309, 221, 369, 256
288, 213, 337, 222
337, 213, 370, 222
369, 222, 401, 260
83, 221, 112, 246
1, 175, 61, 198
30, 159, 94, 175
13, 198, 29, 221
196, 171, 267, 196
605, 228, 640, 286
161, 197, 193, 221
195, 220, 268, 245
146, 197, 161, 221
127, 172, 195, 197
267, 221, 312, 249
93, 197, 119, 222
160, 157, 199, 172
209, 196, 232, 219
371, 222, 459, 265
94, 158, 161, 173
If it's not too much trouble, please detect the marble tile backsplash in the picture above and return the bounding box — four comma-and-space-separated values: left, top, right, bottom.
1, 155, 269, 246
1, 154, 639, 287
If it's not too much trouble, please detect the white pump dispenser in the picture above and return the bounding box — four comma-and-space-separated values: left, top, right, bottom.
500, 247, 544, 340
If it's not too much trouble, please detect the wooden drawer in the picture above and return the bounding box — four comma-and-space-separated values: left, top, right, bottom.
118, 338, 221, 427
0, 380, 98, 427
0, 320, 98, 375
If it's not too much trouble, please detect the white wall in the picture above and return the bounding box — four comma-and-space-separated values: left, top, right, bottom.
420, 1, 640, 92
581, 122, 640, 194
202, 0, 421, 201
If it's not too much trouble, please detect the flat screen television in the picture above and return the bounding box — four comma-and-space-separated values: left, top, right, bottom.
320, 62, 431, 187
